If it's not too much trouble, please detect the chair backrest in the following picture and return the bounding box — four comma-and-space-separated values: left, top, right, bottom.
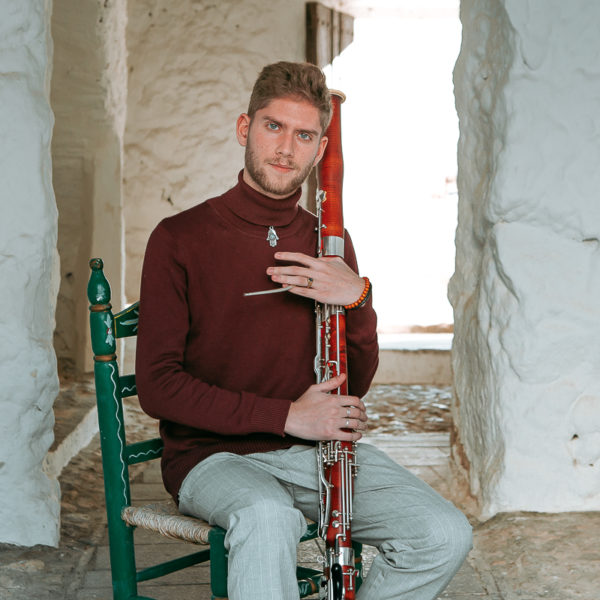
88, 258, 164, 597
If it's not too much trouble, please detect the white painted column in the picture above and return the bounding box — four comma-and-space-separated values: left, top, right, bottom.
451, 0, 600, 517
0, 0, 61, 546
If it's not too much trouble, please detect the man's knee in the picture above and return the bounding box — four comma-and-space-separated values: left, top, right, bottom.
380, 503, 472, 573
442, 507, 472, 567
424, 504, 472, 576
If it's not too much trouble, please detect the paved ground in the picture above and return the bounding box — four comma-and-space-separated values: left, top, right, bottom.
1, 383, 599, 599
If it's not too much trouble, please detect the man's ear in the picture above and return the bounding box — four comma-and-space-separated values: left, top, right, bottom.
312, 135, 328, 167
236, 113, 251, 147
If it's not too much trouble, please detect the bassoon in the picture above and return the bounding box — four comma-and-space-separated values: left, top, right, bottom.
315, 90, 358, 600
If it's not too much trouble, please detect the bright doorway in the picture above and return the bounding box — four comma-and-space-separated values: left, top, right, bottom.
324, 5, 462, 348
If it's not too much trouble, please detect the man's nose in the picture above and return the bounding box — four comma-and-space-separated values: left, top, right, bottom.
276, 132, 294, 156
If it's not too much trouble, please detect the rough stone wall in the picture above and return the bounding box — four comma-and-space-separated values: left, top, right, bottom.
124, 0, 326, 302
51, 0, 128, 373
0, 0, 60, 546
451, 0, 600, 517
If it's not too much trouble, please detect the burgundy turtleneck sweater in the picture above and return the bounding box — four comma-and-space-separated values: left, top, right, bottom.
136, 172, 379, 501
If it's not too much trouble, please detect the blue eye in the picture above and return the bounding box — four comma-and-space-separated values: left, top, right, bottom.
299, 132, 311, 141
267, 122, 279, 131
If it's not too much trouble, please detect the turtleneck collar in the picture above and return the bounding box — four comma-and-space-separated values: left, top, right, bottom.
220, 170, 302, 227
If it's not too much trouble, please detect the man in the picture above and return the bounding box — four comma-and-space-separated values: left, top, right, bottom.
136, 61, 471, 600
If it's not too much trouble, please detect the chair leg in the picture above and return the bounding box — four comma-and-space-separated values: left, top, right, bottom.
353, 541, 363, 591
209, 526, 228, 600
107, 520, 139, 600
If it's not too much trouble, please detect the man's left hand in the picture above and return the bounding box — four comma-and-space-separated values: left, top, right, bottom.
267, 251, 365, 306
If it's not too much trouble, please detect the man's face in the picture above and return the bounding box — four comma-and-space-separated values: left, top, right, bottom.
236, 97, 328, 199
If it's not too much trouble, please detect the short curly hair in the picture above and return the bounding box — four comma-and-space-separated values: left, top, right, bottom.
247, 62, 332, 134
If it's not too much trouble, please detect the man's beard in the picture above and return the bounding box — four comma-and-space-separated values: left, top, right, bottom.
244, 145, 315, 198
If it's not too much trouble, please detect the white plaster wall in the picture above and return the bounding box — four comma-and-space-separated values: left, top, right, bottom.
0, 0, 61, 546
124, 0, 343, 302
51, 0, 128, 373
451, 0, 600, 517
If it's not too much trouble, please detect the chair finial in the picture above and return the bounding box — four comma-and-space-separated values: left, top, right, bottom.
88, 258, 111, 306
90, 258, 104, 271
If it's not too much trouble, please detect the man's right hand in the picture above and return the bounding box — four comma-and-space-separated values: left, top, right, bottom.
283, 374, 368, 442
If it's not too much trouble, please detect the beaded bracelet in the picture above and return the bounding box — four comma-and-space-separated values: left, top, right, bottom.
344, 277, 371, 310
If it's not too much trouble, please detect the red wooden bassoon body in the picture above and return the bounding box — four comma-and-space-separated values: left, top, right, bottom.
316, 91, 358, 600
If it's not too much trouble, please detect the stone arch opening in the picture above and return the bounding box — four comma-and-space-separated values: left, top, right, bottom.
5, 0, 600, 548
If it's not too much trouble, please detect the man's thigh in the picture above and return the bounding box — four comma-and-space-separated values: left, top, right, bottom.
178, 451, 297, 529
351, 443, 464, 548
179, 444, 460, 547
288, 443, 460, 542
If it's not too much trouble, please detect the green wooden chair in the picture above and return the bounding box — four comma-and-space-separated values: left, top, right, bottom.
87, 257, 361, 599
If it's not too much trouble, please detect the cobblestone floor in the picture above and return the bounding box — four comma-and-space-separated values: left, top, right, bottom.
1, 379, 599, 599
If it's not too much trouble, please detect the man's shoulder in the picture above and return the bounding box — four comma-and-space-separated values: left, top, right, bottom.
155, 198, 218, 236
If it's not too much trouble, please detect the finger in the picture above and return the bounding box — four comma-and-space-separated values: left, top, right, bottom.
342, 405, 368, 422
271, 273, 315, 289
342, 417, 367, 431
268, 265, 310, 278
314, 373, 346, 392
335, 394, 364, 410
335, 429, 363, 442
274, 251, 320, 268
341, 404, 364, 417
348, 397, 366, 412
267, 268, 317, 292
284, 285, 319, 300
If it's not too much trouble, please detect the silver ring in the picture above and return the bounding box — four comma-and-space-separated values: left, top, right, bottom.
307, 277, 314, 289
346, 406, 351, 417
345, 419, 350, 428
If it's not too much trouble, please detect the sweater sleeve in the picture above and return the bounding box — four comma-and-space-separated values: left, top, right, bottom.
343, 231, 379, 398
135, 223, 292, 436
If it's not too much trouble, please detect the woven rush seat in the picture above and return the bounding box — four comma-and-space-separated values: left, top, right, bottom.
122, 500, 318, 546
121, 500, 213, 545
